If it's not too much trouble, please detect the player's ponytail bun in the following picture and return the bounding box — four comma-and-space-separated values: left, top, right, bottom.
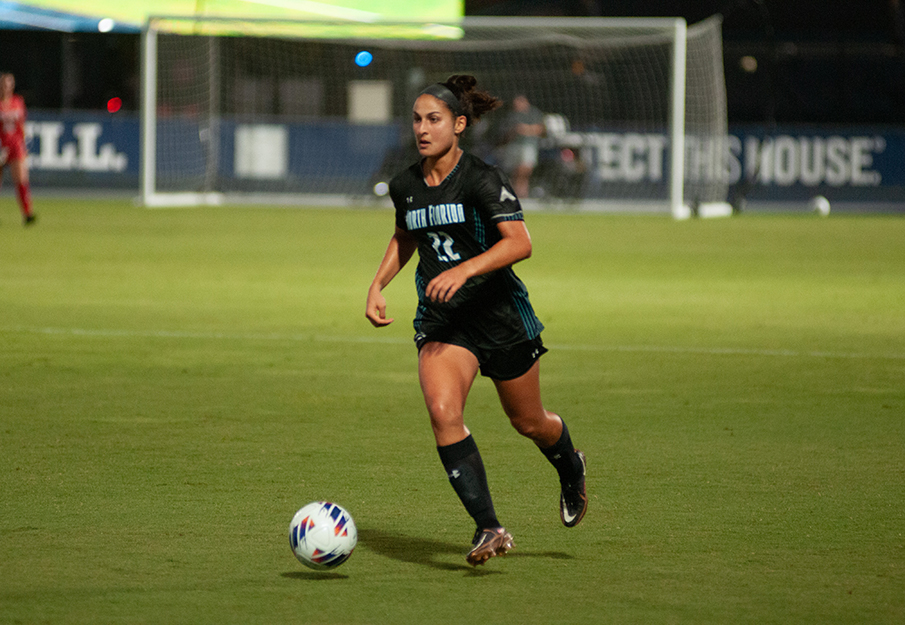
442, 74, 503, 126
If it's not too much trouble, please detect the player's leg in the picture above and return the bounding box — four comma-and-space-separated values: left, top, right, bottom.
418, 342, 511, 564
418, 341, 478, 446
9, 157, 34, 224
493, 361, 588, 527
513, 162, 532, 198
492, 360, 560, 445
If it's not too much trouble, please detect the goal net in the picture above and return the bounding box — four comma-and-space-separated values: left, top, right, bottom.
140, 16, 728, 213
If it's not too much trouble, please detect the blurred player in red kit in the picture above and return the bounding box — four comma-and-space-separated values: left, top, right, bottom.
0, 72, 36, 225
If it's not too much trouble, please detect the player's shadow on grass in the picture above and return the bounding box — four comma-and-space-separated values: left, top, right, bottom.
358, 528, 573, 574
281, 570, 349, 581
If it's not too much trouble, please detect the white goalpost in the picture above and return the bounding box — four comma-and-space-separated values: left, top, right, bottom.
140, 16, 728, 213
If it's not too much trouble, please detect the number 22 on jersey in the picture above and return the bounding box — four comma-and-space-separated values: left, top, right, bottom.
427, 231, 461, 262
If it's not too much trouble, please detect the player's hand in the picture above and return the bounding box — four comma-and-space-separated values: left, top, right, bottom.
366, 286, 394, 327
425, 267, 469, 304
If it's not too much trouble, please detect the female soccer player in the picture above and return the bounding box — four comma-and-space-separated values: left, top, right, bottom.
365, 75, 587, 566
0, 72, 35, 225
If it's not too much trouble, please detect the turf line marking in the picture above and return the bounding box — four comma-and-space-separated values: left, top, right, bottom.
548, 342, 905, 361
4, 326, 407, 345
4, 325, 905, 361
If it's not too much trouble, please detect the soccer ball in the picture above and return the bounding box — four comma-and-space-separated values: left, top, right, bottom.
809, 195, 831, 216
288, 501, 358, 570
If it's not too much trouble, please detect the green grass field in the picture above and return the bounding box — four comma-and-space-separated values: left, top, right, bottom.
1, 199, 903, 624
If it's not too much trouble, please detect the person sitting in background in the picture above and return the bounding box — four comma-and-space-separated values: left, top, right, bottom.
500, 94, 545, 199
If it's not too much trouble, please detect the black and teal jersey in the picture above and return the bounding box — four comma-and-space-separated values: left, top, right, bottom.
389, 151, 544, 349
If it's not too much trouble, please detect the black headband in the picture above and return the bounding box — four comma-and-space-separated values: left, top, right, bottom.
419, 83, 464, 118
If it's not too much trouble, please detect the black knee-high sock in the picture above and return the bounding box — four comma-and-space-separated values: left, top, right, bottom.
539, 418, 584, 485
437, 435, 500, 530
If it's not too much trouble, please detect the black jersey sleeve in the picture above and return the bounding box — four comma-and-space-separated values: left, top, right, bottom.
389, 166, 416, 231
472, 164, 524, 223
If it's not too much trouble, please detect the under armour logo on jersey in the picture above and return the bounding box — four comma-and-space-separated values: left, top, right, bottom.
450, 469, 461, 479
500, 187, 517, 202
407, 196, 414, 203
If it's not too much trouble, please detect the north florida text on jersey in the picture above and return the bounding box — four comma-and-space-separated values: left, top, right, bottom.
405, 203, 466, 231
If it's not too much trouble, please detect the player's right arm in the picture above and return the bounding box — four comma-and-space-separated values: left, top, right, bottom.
366, 226, 417, 327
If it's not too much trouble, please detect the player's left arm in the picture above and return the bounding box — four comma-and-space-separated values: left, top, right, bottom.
424, 220, 531, 304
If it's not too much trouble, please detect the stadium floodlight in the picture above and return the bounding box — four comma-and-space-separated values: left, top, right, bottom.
140, 16, 728, 213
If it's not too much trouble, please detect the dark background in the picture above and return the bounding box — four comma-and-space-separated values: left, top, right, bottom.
2, 0, 903, 124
